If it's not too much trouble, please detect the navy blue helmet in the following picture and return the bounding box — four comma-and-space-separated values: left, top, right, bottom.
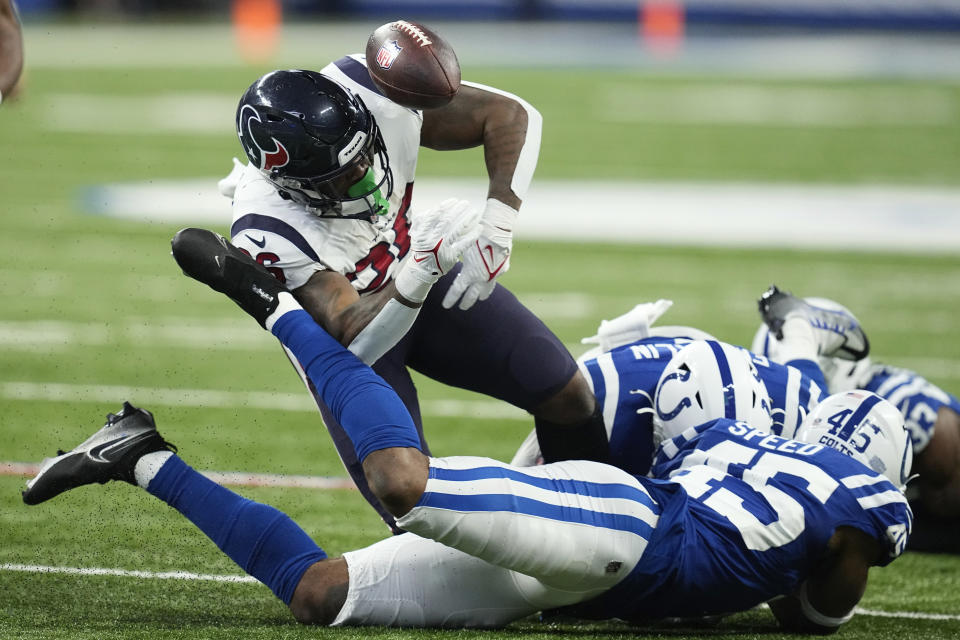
236, 69, 393, 220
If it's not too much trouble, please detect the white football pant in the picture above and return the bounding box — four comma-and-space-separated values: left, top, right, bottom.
334, 456, 659, 627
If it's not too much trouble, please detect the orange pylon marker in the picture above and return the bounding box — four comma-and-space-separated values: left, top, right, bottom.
640, 0, 685, 57
232, 0, 282, 64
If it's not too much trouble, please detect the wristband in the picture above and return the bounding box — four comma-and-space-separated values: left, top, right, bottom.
394, 258, 436, 304
798, 582, 855, 628
483, 198, 518, 229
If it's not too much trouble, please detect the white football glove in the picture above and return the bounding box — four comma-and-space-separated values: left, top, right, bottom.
441, 198, 517, 311
218, 157, 246, 199
580, 300, 674, 353
395, 198, 482, 303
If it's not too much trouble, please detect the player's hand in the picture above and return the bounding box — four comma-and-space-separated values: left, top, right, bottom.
410, 198, 482, 275
395, 198, 481, 303
441, 198, 517, 311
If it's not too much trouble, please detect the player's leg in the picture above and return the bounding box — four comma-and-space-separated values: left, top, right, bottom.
397, 456, 657, 595
913, 406, 960, 520
22, 403, 338, 620
757, 285, 869, 368
170, 229, 652, 607
171, 227, 428, 515
20, 402, 570, 628
270, 308, 427, 516
170, 228, 637, 584
193, 273, 647, 601
282, 337, 427, 533
416, 265, 609, 463
326, 533, 583, 628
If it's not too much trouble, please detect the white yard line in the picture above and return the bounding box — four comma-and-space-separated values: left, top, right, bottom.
0, 563, 258, 583
1, 561, 957, 621
0, 318, 274, 351
854, 607, 960, 621
0, 461, 355, 489
0, 381, 530, 420
44, 93, 237, 136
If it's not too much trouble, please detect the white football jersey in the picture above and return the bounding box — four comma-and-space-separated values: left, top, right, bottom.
229, 54, 422, 293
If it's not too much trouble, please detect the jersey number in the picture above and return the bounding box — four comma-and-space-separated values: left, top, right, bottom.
674, 440, 839, 551
238, 249, 285, 283
348, 183, 413, 294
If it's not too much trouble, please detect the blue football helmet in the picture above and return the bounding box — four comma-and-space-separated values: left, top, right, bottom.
236, 69, 393, 220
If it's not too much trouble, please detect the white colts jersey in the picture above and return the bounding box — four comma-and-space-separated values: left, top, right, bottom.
228, 54, 422, 293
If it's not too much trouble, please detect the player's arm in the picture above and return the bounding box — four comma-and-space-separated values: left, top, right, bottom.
421, 84, 542, 310
0, 0, 24, 103
290, 270, 418, 365
768, 526, 880, 634
292, 270, 379, 342
421, 83, 540, 210
914, 406, 960, 517
293, 199, 480, 364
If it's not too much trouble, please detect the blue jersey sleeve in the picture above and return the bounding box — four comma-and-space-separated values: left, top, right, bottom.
579, 337, 695, 476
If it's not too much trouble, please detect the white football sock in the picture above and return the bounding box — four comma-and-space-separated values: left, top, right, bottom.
133, 450, 175, 489
264, 292, 303, 332
777, 316, 819, 363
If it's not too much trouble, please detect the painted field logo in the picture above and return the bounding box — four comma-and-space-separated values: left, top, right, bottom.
376, 40, 402, 69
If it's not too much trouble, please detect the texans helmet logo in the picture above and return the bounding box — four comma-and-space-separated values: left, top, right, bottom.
238, 104, 290, 172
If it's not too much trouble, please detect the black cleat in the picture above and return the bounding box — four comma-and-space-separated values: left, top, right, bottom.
22, 402, 177, 506
171, 228, 286, 328
758, 285, 869, 361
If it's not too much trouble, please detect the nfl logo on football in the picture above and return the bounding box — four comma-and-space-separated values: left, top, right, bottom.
376, 40, 403, 69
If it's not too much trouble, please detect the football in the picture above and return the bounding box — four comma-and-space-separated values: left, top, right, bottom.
365, 20, 461, 109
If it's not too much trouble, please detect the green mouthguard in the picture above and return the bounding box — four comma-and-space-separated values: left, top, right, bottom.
347, 169, 390, 216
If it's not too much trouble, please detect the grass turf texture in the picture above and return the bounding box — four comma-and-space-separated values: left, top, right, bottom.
1, 61, 959, 638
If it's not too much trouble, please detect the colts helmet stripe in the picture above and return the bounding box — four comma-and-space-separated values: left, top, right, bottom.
840, 393, 883, 440
706, 340, 737, 420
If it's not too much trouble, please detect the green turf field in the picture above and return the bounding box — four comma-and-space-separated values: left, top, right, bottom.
1, 32, 959, 639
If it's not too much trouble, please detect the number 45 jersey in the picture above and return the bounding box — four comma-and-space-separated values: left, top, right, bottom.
566, 419, 913, 621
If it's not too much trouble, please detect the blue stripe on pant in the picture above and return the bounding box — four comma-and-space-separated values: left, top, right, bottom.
397, 457, 659, 593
